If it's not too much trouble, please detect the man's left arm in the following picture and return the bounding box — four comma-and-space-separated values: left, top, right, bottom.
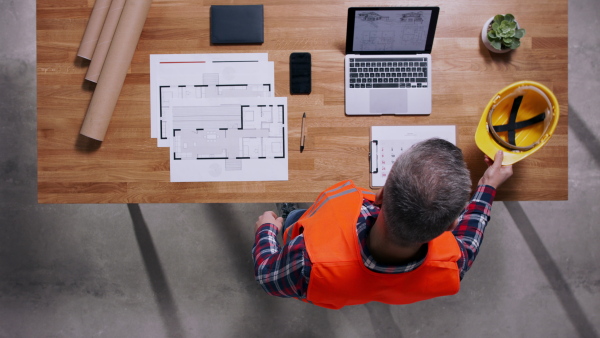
452, 185, 496, 279
453, 151, 512, 279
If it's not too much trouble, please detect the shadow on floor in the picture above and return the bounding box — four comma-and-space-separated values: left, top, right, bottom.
568, 105, 600, 167
128, 204, 185, 338
505, 202, 598, 338
364, 302, 403, 337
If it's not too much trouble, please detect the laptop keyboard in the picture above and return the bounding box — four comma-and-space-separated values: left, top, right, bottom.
348, 57, 428, 89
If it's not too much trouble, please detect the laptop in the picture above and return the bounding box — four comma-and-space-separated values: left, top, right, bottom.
344, 7, 440, 115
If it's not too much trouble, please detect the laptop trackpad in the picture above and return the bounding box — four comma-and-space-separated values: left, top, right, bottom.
369, 89, 407, 114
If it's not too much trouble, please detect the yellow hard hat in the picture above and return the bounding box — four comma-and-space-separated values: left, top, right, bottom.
475, 81, 560, 165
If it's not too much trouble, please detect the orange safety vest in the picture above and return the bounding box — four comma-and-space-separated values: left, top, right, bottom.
283, 180, 461, 309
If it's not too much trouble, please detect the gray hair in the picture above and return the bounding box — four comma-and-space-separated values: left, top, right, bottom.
382, 138, 471, 245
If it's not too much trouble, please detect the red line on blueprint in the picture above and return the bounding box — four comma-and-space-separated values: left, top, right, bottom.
159, 61, 206, 64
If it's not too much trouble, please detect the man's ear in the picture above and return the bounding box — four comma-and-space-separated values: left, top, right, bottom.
375, 187, 384, 205
446, 218, 459, 232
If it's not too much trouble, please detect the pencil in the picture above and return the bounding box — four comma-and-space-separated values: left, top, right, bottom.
300, 112, 306, 153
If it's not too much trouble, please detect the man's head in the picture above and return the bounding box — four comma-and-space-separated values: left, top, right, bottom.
381, 138, 471, 245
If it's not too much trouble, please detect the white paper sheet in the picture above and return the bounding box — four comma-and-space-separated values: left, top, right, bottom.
150, 53, 272, 145
169, 96, 288, 182
370, 125, 456, 187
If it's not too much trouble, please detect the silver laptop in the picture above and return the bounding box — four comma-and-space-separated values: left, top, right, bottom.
345, 7, 440, 115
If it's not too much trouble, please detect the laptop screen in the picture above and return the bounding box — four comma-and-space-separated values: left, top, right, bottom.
345, 7, 440, 55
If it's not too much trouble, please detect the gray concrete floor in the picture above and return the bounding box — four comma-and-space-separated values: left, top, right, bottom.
1, 0, 599, 337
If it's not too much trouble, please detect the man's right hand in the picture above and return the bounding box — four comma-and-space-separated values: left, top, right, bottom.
478, 150, 513, 189
255, 211, 283, 233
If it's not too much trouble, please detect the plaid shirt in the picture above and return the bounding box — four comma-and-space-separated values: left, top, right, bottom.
252, 185, 496, 299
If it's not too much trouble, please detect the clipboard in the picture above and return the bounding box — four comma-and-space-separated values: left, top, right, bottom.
370, 125, 456, 188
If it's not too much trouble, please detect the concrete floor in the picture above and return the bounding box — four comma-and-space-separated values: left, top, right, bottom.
1, 0, 599, 337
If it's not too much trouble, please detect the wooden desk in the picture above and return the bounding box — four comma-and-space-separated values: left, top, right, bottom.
37, 0, 568, 203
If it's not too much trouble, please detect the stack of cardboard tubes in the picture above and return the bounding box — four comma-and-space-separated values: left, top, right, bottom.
77, 0, 152, 141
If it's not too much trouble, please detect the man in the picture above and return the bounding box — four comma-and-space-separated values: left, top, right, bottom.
252, 138, 513, 309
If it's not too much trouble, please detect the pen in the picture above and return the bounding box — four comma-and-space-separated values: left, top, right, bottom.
300, 112, 306, 153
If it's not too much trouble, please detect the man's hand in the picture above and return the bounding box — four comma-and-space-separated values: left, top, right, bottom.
255, 211, 283, 233
478, 150, 514, 189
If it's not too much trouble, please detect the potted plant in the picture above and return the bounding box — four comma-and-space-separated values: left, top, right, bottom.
481, 14, 526, 53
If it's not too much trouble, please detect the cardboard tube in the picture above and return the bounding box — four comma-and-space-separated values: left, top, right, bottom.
85, 0, 126, 83
80, 0, 153, 141
77, 0, 113, 60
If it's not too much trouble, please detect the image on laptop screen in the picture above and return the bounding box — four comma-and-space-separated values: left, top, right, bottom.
346, 7, 439, 55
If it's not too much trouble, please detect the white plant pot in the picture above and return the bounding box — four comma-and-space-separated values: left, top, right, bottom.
482, 16, 519, 53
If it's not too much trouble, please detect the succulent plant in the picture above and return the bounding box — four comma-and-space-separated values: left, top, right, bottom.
487, 14, 526, 50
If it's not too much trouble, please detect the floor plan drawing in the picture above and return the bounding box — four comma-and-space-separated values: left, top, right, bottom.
149, 53, 274, 147
159, 81, 272, 141
150, 53, 287, 182
169, 97, 288, 182
172, 103, 285, 161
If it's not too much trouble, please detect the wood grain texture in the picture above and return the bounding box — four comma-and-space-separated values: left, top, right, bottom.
37, 0, 569, 203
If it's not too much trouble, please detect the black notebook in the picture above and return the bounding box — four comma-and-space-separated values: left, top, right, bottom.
210, 5, 264, 44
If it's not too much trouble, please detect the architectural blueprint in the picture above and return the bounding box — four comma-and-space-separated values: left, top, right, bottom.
169, 97, 288, 182
149, 53, 288, 182
150, 53, 274, 147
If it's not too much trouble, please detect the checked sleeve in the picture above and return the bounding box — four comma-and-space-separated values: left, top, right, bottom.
252, 224, 311, 299
452, 185, 497, 279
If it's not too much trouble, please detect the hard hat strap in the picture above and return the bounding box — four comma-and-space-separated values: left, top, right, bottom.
487, 85, 553, 152
507, 95, 523, 146
492, 112, 546, 133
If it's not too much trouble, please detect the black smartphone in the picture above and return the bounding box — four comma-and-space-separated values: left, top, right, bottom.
290, 52, 311, 94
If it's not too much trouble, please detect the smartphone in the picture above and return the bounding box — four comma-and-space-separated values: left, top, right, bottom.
290, 52, 311, 94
